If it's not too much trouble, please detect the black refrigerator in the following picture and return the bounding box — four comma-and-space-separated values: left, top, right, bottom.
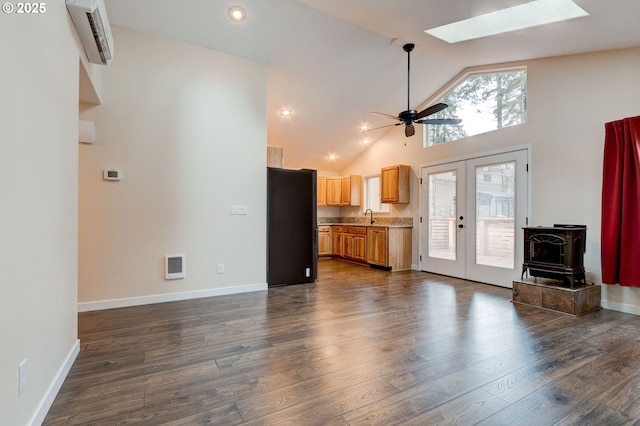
267, 167, 318, 286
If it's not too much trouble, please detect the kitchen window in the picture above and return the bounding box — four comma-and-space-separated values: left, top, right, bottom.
364, 175, 390, 213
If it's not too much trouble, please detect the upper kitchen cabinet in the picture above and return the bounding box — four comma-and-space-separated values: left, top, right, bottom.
341, 175, 362, 207
381, 165, 410, 204
322, 175, 362, 207
317, 176, 327, 206
326, 177, 342, 206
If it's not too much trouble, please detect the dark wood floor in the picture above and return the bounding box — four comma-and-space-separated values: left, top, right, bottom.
44, 259, 640, 425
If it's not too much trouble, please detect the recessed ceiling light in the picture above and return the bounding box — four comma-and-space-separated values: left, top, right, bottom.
359, 124, 369, 132
328, 154, 337, 161
361, 138, 370, 145
228, 5, 246, 22
280, 108, 292, 117
425, 0, 589, 44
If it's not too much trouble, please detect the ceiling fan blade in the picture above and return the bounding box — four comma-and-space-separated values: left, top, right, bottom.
405, 123, 415, 137
415, 118, 463, 125
371, 112, 400, 121
415, 103, 449, 120
364, 123, 402, 132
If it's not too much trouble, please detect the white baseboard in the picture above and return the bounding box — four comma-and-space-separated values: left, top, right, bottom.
78, 283, 268, 312
601, 299, 640, 316
30, 339, 80, 426
411, 264, 420, 271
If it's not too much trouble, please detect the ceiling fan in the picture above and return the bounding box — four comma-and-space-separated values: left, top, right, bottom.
367, 43, 461, 137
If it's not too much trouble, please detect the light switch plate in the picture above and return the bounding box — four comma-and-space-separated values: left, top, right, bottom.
230, 205, 248, 215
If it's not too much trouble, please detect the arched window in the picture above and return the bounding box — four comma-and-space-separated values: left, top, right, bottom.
425, 68, 527, 146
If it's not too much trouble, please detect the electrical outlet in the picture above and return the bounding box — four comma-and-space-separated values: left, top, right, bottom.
217, 263, 224, 274
305, 267, 311, 277
18, 358, 27, 395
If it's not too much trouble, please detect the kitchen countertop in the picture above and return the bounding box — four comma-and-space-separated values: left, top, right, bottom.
319, 223, 412, 228
318, 217, 413, 228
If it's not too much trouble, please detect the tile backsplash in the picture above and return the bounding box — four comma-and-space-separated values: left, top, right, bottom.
318, 216, 413, 226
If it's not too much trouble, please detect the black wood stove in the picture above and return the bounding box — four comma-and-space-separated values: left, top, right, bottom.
521, 225, 587, 288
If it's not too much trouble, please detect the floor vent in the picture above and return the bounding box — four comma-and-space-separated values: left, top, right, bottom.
165, 254, 186, 280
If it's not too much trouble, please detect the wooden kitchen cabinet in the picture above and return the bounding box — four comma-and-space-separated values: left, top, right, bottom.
332, 226, 343, 256
367, 227, 387, 267
342, 226, 367, 263
326, 177, 342, 206
317, 176, 327, 206
354, 234, 366, 261
366, 226, 412, 271
381, 165, 411, 204
343, 233, 355, 259
318, 226, 332, 256
324, 175, 362, 207
331, 224, 412, 270
341, 175, 362, 206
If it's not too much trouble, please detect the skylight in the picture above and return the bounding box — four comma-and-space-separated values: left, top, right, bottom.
424, 0, 589, 44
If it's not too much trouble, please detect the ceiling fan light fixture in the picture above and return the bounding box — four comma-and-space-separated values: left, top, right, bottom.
369, 43, 460, 138
228, 5, 246, 22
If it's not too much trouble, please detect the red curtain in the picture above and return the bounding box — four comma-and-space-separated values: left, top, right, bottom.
601, 116, 640, 286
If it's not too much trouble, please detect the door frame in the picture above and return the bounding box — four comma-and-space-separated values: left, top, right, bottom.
418, 145, 531, 288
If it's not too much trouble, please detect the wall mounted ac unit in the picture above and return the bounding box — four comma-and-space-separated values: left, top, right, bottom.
66, 0, 114, 65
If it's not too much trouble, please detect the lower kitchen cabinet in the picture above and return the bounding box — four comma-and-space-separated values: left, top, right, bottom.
367, 227, 387, 267
332, 226, 343, 257
329, 225, 412, 270
366, 227, 412, 271
354, 234, 366, 262
342, 226, 367, 262
318, 226, 332, 256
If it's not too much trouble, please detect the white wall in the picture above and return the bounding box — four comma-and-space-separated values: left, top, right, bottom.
0, 4, 80, 424
78, 27, 268, 309
342, 47, 640, 313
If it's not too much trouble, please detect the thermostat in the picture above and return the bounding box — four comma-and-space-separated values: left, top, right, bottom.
103, 169, 122, 181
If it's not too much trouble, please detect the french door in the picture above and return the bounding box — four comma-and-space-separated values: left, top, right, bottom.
420, 149, 528, 287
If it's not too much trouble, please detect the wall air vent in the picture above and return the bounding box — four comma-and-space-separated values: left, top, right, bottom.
165, 254, 186, 280
66, 0, 114, 65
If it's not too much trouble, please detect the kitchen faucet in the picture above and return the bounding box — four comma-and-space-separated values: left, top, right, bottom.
364, 208, 375, 225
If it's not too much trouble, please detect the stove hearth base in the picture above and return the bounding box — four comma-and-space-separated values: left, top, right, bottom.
512, 278, 601, 316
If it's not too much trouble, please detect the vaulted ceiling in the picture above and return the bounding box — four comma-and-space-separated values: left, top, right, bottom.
104, 0, 640, 171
